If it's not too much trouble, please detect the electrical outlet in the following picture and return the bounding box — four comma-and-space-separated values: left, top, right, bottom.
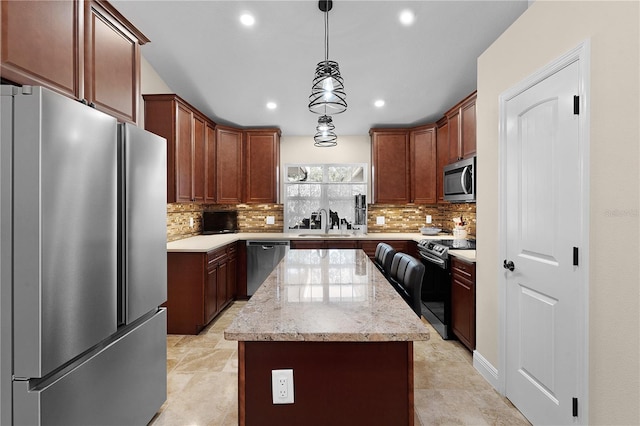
271, 369, 294, 404
189, 217, 194, 228
266, 215, 275, 225
376, 216, 385, 225
426, 215, 432, 224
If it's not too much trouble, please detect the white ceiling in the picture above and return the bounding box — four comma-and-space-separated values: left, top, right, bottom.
112, 0, 529, 136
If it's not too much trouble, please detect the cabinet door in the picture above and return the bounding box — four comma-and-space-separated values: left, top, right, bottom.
448, 110, 461, 163
227, 249, 237, 302
326, 241, 358, 249
192, 114, 206, 203
1, 0, 82, 99
460, 97, 477, 159
205, 123, 217, 203
85, 1, 140, 124
216, 260, 228, 313
175, 104, 194, 203
436, 120, 449, 204
290, 240, 326, 250
450, 258, 476, 350
451, 275, 472, 347
205, 265, 218, 325
167, 253, 206, 334
216, 127, 243, 204
411, 127, 437, 204
245, 130, 280, 203
371, 130, 410, 204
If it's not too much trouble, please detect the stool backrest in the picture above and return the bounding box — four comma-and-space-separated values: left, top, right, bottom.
374, 243, 396, 277
389, 252, 425, 317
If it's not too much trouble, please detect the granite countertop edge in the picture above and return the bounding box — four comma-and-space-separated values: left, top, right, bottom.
223, 331, 431, 343
167, 232, 477, 262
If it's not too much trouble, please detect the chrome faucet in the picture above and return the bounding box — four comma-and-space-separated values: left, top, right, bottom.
318, 208, 329, 234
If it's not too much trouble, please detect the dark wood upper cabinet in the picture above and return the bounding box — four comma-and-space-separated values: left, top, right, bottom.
175, 102, 194, 203
216, 125, 244, 204
370, 129, 410, 204
410, 125, 437, 204
85, 0, 146, 124
205, 122, 217, 204
460, 95, 477, 159
446, 91, 477, 162
143, 94, 212, 203
1, 0, 147, 124
1, 0, 82, 99
244, 129, 281, 204
436, 117, 449, 204
191, 113, 206, 203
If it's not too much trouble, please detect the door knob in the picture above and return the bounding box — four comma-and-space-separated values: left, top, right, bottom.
503, 260, 515, 271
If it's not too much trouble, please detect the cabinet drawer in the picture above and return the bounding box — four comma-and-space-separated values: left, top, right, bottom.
227, 243, 237, 255
451, 257, 475, 279
207, 247, 227, 266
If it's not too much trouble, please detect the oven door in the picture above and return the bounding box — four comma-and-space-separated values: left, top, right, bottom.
419, 253, 453, 339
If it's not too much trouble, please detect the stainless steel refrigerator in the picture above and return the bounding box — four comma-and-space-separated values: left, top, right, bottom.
0, 85, 167, 425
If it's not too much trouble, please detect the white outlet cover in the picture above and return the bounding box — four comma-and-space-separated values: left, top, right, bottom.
376, 216, 385, 225
271, 369, 294, 404
266, 215, 275, 225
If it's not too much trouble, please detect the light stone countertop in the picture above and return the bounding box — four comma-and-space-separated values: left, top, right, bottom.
167, 232, 449, 253
167, 232, 477, 262
224, 249, 430, 342
448, 250, 477, 263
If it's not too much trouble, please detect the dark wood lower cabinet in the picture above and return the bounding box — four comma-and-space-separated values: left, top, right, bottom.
289, 239, 358, 250
450, 256, 476, 351
167, 242, 238, 334
291, 239, 410, 258
167, 239, 418, 334
239, 341, 414, 426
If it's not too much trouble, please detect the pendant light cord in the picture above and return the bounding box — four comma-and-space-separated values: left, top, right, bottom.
324, 7, 329, 62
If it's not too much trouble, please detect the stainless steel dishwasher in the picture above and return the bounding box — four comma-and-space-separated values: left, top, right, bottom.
246, 240, 290, 296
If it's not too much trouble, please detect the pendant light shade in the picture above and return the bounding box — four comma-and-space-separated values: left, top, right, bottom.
309, 61, 347, 115
314, 115, 337, 147
308, 0, 347, 116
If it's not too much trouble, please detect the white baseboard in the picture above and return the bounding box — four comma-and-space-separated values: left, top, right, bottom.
473, 350, 502, 393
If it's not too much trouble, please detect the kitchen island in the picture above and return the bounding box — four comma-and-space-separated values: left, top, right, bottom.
225, 249, 430, 426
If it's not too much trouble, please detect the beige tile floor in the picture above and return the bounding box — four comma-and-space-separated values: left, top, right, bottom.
150, 301, 530, 426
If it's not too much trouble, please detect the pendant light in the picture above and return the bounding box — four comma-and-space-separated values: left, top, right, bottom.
314, 115, 337, 147
308, 0, 347, 116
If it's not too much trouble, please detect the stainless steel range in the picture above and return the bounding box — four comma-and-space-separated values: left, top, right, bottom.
416, 239, 475, 339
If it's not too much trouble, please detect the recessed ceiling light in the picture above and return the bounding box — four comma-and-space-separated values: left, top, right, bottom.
266, 102, 277, 110
240, 13, 255, 26
374, 100, 385, 108
399, 9, 415, 26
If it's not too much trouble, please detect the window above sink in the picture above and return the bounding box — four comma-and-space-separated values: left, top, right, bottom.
284, 163, 368, 235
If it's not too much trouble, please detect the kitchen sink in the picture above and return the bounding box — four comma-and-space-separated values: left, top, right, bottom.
297, 233, 353, 238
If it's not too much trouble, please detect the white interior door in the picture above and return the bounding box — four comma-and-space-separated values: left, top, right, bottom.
502, 53, 587, 425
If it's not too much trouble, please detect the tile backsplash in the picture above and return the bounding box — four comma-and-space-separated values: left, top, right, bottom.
168, 202, 476, 241
167, 203, 284, 241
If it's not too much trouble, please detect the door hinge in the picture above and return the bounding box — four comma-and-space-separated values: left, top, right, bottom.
573, 95, 580, 114
573, 247, 579, 266
573, 397, 578, 417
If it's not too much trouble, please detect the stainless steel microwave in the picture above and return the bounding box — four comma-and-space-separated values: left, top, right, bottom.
443, 156, 476, 203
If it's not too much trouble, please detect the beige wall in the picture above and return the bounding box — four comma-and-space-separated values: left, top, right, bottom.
139, 56, 173, 125
476, 1, 639, 424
